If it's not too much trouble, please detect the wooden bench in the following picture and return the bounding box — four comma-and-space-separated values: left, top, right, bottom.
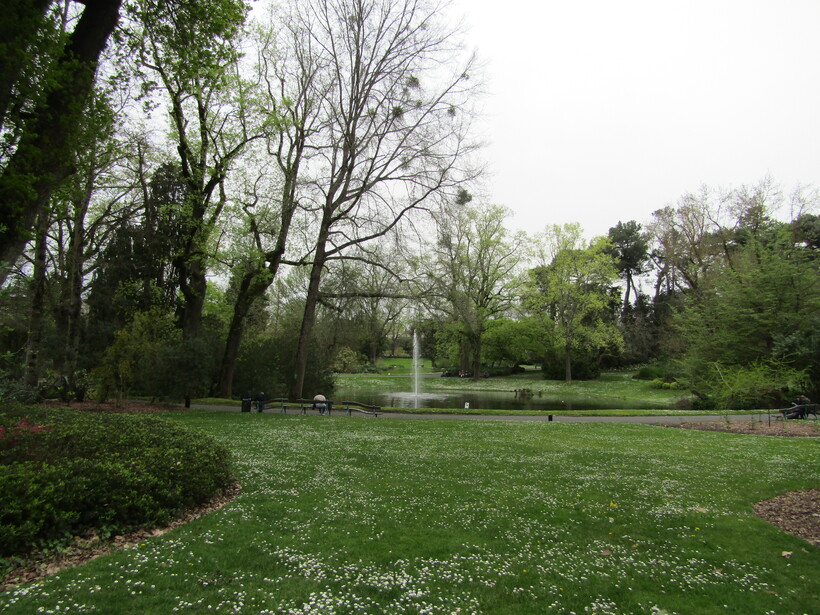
778, 404, 819, 420
269, 398, 380, 417
337, 401, 380, 417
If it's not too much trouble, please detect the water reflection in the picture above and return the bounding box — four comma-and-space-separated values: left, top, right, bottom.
333, 385, 664, 411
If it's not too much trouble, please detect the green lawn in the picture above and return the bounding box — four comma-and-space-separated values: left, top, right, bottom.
2, 411, 817, 614
374, 356, 438, 375
339, 369, 688, 410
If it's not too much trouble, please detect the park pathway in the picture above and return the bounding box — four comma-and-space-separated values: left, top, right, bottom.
191, 404, 771, 425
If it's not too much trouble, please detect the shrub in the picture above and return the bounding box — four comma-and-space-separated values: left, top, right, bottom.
0, 375, 39, 403
332, 346, 368, 374
633, 365, 665, 380
650, 378, 680, 390
687, 361, 809, 410
0, 405, 235, 557
541, 350, 600, 380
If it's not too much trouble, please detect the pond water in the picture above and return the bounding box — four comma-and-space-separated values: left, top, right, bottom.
331, 383, 666, 411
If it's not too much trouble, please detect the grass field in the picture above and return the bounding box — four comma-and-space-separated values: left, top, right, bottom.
336, 369, 688, 410
2, 412, 817, 614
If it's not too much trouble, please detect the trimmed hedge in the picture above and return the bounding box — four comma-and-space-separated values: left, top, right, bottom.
0, 404, 235, 557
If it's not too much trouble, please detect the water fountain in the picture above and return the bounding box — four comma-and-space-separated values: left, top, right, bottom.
412, 329, 420, 408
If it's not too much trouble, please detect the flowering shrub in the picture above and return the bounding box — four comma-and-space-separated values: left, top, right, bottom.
0, 417, 53, 444
650, 378, 680, 390
0, 405, 235, 557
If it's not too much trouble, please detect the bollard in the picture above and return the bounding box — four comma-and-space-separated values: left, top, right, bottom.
548, 414, 553, 422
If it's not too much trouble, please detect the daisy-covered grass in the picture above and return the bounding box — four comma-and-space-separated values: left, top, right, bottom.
2, 412, 817, 614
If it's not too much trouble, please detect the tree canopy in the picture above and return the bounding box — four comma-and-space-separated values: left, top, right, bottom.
0, 3, 816, 409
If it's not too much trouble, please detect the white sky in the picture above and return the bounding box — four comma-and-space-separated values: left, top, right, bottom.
448, 0, 820, 238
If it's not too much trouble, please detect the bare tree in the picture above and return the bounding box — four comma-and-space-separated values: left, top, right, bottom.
648, 188, 721, 297
211, 11, 324, 397
268, 0, 480, 399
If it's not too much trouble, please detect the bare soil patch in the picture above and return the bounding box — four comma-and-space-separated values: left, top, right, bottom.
675, 418, 820, 437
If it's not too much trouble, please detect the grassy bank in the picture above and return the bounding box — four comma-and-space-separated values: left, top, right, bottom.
193, 369, 691, 415
337, 369, 688, 409
2, 411, 816, 614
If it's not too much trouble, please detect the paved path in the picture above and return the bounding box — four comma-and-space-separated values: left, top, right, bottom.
375, 412, 769, 424
192, 404, 773, 425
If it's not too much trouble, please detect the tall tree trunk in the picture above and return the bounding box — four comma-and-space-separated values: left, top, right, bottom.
623, 271, 633, 311
288, 239, 328, 400
0, 0, 51, 130
216, 269, 267, 398
178, 257, 207, 341
0, 0, 123, 283
23, 213, 49, 388
459, 340, 470, 372
564, 341, 573, 383
216, 176, 300, 397
471, 332, 482, 380
62, 187, 90, 400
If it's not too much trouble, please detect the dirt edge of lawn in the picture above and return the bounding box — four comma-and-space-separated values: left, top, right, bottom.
1, 482, 240, 592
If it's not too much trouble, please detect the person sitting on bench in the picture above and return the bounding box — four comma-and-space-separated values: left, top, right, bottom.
313, 394, 329, 415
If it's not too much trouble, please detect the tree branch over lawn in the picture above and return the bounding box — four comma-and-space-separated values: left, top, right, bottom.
0, 0, 124, 284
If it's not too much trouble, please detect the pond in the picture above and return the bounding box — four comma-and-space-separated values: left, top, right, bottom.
331, 381, 668, 411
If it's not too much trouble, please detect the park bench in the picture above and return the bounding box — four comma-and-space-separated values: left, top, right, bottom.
269, 398, 380, 417
336, 400, 380, 417
778, 404, 819, 420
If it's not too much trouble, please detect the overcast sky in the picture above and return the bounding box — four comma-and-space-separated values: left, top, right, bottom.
447, 0, 820, 238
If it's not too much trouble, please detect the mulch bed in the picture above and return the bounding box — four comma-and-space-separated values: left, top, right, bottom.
753, 489, 820, 548
674, 419, 820, 438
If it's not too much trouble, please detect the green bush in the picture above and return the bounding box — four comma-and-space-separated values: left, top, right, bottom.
0, 375, 39, 403
633, 365, 665, 380
0, 405, 235, 557
332, 346, 368, 374
650, 378, 680, 390
684, 360, 810, 410
541, 350, 600, 380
